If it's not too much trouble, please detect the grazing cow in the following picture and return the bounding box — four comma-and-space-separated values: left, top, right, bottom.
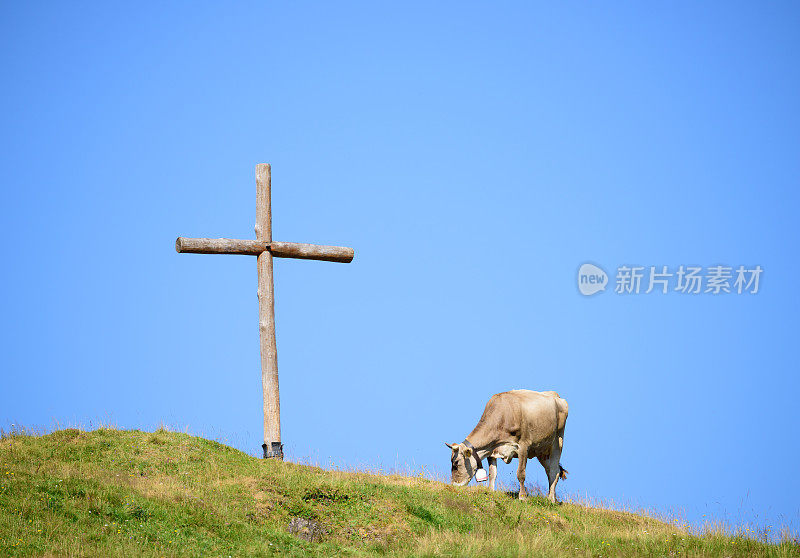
446, 389, 569, 502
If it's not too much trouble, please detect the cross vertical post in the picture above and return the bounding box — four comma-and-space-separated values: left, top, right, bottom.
255, 164, 282, 459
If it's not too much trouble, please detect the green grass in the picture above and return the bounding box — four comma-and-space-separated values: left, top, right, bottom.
0, 428, 796, 557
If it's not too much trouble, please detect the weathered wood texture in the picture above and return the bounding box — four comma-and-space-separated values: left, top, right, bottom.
255, 164, 271, 243
175, 237, 264, 255
269, 242, 353, 263
256, 164, 282, 459
175, 237, 353, 263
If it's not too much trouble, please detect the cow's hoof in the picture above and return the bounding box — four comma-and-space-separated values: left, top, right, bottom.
518, 493, 528, 501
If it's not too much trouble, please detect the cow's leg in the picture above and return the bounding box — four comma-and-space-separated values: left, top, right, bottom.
488, 457, 498, 491
544, 442, 563, 503
516, 447, 529, 500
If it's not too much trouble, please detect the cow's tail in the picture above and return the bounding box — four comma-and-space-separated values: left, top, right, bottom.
554, 395, 569, 481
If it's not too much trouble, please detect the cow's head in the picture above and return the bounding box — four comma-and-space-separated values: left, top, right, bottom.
445, 442, 478, 486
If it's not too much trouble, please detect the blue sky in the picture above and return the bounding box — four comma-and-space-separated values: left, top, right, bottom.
2, 2, 798, 535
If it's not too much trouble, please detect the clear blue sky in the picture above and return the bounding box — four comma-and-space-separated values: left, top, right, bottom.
2, 1, 798, 535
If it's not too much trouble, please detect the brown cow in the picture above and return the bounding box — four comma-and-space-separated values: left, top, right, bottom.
446, 389, 569, 502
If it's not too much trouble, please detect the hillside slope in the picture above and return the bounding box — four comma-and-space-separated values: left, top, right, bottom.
0, 428, 795, 557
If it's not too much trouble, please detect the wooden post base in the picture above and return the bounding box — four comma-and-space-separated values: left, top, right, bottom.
262, 442, 284, 460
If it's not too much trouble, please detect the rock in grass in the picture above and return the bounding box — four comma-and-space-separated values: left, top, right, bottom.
288, 517, 326, 542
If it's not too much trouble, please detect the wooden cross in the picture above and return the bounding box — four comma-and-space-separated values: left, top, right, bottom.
175, 164, 354, 459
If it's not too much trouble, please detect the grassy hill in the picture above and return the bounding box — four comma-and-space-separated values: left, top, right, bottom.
0, 428, 796, 557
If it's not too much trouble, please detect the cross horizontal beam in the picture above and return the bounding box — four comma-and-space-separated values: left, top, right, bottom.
175, 237, 354, 263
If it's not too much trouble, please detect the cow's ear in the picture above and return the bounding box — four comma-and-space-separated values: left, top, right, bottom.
445, 442, 458, 451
